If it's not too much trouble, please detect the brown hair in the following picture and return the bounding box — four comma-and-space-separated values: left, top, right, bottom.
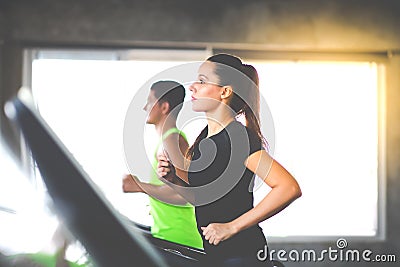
186, 54, 266, 160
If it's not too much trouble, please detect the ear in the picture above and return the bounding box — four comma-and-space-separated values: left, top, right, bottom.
221, 85, 233, 100
160, 101, 170, 115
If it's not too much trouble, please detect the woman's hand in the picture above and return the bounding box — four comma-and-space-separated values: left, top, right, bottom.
157, 154, 176, 180
201, 222, 238, 246
122, 174, 144, 193
157, 154, 188, 187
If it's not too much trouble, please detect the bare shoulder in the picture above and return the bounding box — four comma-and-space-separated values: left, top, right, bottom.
163, 132, 188, 151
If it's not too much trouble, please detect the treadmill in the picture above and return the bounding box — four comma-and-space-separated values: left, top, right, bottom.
4, 89, 205, 267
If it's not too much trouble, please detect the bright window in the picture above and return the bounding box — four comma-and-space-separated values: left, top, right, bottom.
0, 141, 58, 254
31, 49, 210, 226
28, 49, 383, 240
249, 61, 382, 238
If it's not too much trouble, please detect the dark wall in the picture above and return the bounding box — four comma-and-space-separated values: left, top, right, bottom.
0, 1, 399, 266
1, 0, 400, 49
0, 5, 4, 39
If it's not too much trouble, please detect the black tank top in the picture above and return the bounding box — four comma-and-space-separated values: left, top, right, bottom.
188, 121, 267, 259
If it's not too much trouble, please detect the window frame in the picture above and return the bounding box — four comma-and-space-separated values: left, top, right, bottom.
22, 47, 387, 243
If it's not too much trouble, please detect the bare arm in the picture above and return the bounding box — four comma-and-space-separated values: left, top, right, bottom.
162, 133, 189, 183
157, 155, 195, 204
201, 150, 302, 245
122, 132, 190, 206
230, 150, 302, 232
122, 174, 188, 205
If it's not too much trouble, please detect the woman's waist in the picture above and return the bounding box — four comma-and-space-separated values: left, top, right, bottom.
202, 226, 266, 258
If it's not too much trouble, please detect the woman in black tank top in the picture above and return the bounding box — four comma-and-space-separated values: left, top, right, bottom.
158, 54, 302, 266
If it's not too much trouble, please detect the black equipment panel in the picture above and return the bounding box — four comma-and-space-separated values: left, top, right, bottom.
6, 93, 204, 267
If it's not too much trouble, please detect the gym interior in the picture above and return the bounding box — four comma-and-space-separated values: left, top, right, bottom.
0, 1, 399, 266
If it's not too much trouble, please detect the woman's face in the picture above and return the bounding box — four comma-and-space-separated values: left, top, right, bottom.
189, 61, 225, 113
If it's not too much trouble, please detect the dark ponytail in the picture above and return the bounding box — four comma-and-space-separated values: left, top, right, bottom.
208, 54, 265, 146
185, 125, 208, 161
240, 64, 266, 148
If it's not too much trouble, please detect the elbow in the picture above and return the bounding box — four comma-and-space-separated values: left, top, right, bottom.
293, 184, 302, 199
289, 183, 302, 201
122, 184, 130, 193
296, 187, 302, 199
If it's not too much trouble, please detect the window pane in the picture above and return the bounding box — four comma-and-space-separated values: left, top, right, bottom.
31, 57, 204, 226
0, 142, 58, 254
250, 61, 379, 237
31, 53, 380, 238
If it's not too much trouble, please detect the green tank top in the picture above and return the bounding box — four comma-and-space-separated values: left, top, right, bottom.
149, 128, 203, 249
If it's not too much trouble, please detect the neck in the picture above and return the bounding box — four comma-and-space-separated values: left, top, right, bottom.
206, 107, 235, 137
154, 116, 176, 136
